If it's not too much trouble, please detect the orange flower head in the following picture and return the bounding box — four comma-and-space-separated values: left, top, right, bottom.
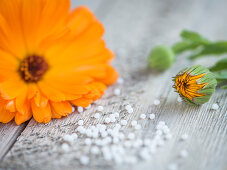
173, 65, 217, 105
0, 0, 118, 125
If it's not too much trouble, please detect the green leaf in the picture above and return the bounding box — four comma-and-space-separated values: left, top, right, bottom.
189, 41, 227, 59
209, 58, 227, 72
172, 30, 210, 54
221, 85, 227, 89
214, 70, 227, 80
180, 30, 209, 42
172, 41, 203, 54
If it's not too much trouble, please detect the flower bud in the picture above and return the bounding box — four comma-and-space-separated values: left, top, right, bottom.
148, 45, 175, 71
173, 65, 217, 105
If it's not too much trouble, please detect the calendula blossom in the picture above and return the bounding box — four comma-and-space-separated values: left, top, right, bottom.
0, 0, 118, 125
173, 65, 217, 105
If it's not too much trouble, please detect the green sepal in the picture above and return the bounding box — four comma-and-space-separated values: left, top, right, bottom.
209, 58, 227, 72
148, 45, 176, 71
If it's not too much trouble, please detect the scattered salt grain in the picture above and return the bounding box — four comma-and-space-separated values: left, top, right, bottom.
94, 113, 101, 119
177, 97, 183, 102
78, 120, 84, 126
131, 120, 137, 126
77, 106, 83, 113
128, 133, 135, 140
168, 163, 178, 170
154, 99, 160, 105
114, 88, 121, 96
120, 119, 127, 126
117, 77, 124, 84
114, 112, 120, 118
71, 133, 78, 140
140, 114, 146, 119
165, 134, 172, 140
135, 124, 141, 130
115, 123, 121, 129
72, 107, 75, 113
149, 113, 155, 120
179, 149, 188, 158
211, 103, 219, 110
63, 134, 74, 143
143, 139, 151, 146
61, 143, 70, 152
125, 104, 132, 110
80, 156, 90, 165
97, 106, 104, 112
85, 138, 92, 145
85, 104, 91, 109
91, 146, 100, 155
105, 117, 111, 124
181, 133, 189, 141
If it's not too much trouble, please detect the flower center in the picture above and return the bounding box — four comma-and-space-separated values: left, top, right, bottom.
174, 71, 206, 100
19, 55, 49, 83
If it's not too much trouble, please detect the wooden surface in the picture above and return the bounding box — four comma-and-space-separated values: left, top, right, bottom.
1, 0, 227, 170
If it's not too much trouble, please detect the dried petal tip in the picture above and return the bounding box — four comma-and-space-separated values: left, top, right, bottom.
148, 45, 175, 71
173, 65, 217, 105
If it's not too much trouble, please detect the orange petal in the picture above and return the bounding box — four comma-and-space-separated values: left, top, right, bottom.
50, 101, 72, 118
15, 86, 30, 115
5, 100, 16, 112
66, 6, 95, 37
33, 91, 48, 107
15, 111, 32, 125
0, 78, 27, 100
31, 100, 51, 123
0, 97, 15, 123
71, 98, 93, 107
100, 65, 119, 85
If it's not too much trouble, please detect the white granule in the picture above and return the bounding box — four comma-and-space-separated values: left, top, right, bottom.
128, 133, 135, 140
181, 133, 189, 141
78, 120, 84, 126
117, 77, 124, 84
154, 99, 160, 105
72, 107, 75, 113
104, 117, 111, 124
131, 120, 137, 126
177, 96, 183, 102
179, 149, 188, 158
97, 106, 104, 112
77, 106, 83, 113
125, 104, 132, 110
62, 134, 75, 143
149, 113, 155, 120
91, 146, 100, 155
85, 104, 91, 109
80, 156, 90, 165
114, 88, 121, 96
114, 112, 120, 118
94, 113, 101, 119
61, 143, 70, 152
120, 120, 127, 126
71, 133, 78, 140
85, 138, 92, 145
211, 103, 219, 110
168, 163, 178, 170
140, 114, 146, 119
135, 124, 141, 130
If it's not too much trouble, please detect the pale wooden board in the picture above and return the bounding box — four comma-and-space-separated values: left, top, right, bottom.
1, 0, 227, 170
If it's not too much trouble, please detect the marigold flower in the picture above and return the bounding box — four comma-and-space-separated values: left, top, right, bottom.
173, 65, 217, 105
148, 45, 175, 71
0, 0, 118, 125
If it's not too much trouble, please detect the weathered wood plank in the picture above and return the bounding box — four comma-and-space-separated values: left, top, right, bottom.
1, 0, 227, 170
0, 122, 27, 160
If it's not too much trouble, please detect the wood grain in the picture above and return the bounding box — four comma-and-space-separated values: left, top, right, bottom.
1, 0, 227, 170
